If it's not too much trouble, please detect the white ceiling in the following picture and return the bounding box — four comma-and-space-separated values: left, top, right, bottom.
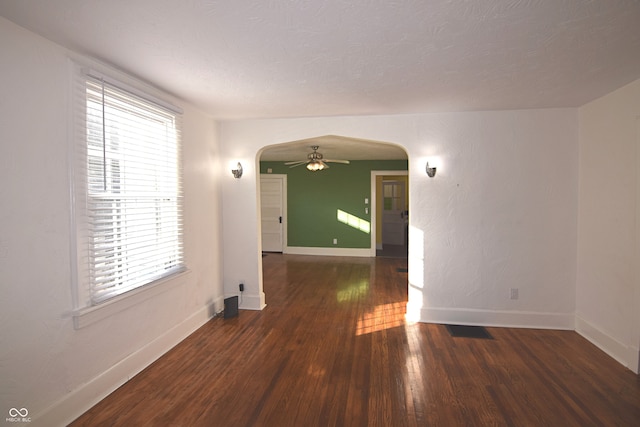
2, 0, 640, 122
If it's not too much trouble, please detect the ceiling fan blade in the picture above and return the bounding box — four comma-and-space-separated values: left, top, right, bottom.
287, 162, 307, 168
323, 159, 350, 164
284, 160, 307, 166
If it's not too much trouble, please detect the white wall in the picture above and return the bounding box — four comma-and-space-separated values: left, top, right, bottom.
8, 9, 636, 424
220, 109, 579, 329
0, 17, 224, 425
576, 78, 640, 373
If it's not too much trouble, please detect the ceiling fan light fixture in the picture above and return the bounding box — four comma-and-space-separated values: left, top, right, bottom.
285, 145, 347, 171
306, 160, 325, 171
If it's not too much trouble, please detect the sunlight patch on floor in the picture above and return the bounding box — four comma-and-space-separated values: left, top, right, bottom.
336, 280, 369, 303
356, 301, 407, 336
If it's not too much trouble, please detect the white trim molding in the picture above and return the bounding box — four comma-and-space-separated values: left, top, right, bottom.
575, 314, 639, 374
37, 306, 212, 426
284, 246, 371, 257
73, 270, 191, 329
418, 306, 575, 330
234, 292, 267, 310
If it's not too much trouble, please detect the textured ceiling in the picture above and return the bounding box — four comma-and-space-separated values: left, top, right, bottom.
1, 0, 640, 122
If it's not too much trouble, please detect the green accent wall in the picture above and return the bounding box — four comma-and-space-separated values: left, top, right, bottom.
260, 160, 408, 249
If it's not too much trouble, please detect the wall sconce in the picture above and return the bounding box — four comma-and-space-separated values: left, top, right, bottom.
231, 162, 243, 179
425, 162, 437, 178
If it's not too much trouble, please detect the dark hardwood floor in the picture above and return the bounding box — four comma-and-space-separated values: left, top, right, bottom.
71, 254, 640, 426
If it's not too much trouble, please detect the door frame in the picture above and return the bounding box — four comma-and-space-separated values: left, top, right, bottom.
259, 174, 287, 252
370, 170, 408, 256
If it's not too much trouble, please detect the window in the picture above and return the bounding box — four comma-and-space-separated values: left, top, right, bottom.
75, 69, 184, 305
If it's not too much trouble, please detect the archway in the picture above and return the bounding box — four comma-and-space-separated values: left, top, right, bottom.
256, 135, 410, 305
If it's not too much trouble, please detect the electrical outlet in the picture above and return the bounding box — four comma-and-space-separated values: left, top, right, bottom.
333, 238, 338, 245
239, 283, 244, 292
510, 288, 519, 300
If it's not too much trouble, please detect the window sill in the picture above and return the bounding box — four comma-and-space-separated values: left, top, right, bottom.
72, 269, 191, 329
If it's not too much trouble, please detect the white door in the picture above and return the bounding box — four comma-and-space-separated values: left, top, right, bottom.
382, 180, 406, 246
260, 175, 285, 252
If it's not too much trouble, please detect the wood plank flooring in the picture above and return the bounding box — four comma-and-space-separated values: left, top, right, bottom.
71, 254, 640, 426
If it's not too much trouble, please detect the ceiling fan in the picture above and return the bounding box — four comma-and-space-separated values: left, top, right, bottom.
284, 145, 350, 171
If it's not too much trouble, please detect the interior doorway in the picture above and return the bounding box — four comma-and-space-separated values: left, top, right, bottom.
258, 138, 410, 309
260, 174, 287, 252
382, 180, 407, 245
370, 171, 409, 258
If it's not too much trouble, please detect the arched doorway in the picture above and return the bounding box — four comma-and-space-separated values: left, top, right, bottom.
257, 135, 409, 302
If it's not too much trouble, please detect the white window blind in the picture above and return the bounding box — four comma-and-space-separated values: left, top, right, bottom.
78, 70, 184, 305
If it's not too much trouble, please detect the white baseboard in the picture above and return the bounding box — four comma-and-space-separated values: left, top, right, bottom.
284, 246, 371, 257
36, 305, 214, 427
234, 292, 266, 310
575, 314, 639, 374
417, 306, 575, 330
